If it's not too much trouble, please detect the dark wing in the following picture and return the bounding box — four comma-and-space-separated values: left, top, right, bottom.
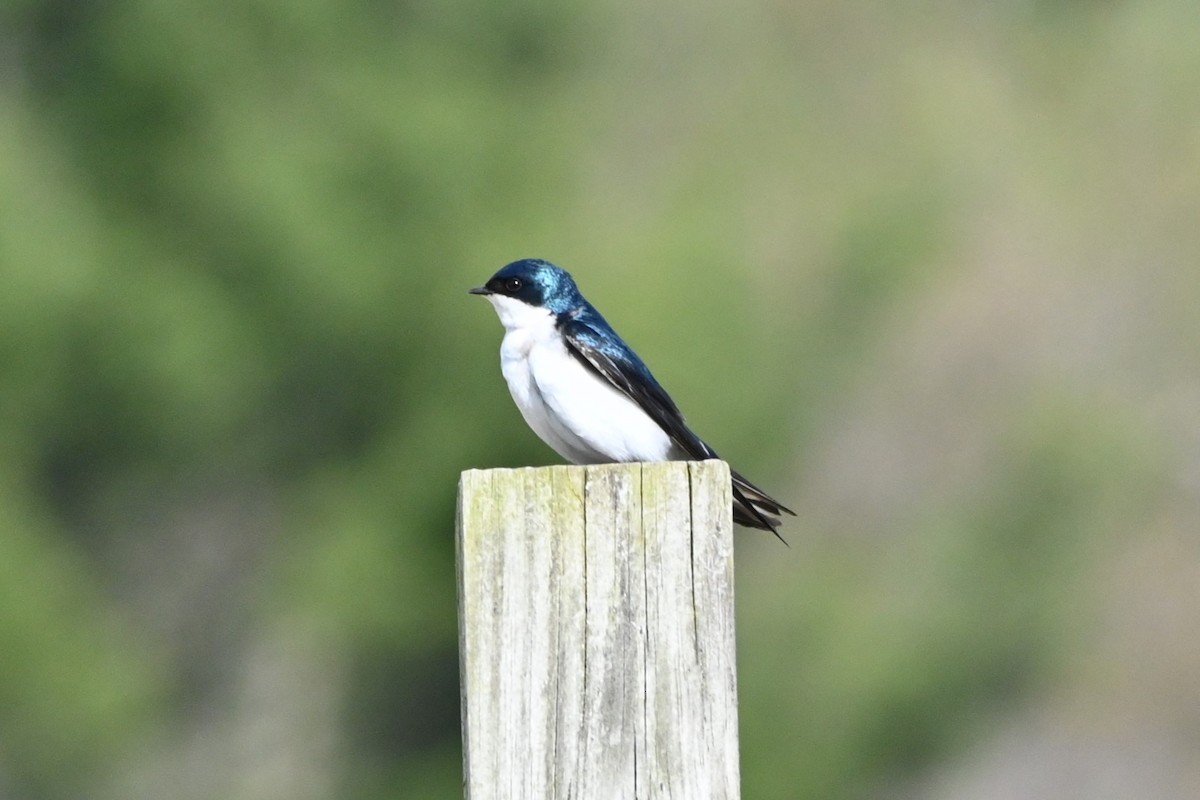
559, 308, 795, 538
559, 311, 716, 461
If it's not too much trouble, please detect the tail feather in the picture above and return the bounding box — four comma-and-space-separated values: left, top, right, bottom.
730, 468, 795, 544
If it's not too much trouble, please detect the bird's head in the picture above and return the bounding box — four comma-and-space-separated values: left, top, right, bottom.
470, 259, 583, 328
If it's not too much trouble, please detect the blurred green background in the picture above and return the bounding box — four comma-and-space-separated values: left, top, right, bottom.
2, 0, 1198, 797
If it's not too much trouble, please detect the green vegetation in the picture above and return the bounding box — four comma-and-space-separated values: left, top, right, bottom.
1, 1, 1195, 798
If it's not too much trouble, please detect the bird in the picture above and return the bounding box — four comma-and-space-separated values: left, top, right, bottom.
469, 258, 794, 539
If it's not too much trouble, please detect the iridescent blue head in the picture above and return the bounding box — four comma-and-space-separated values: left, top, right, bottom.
469, 259, 584, 317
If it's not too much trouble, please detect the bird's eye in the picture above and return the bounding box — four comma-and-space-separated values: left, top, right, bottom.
504, 277, 523, 293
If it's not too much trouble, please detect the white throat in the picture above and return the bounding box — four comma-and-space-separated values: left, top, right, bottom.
485, 294, 555, 333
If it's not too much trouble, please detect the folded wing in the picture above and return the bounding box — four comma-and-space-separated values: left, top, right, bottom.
559, 310, 795, 538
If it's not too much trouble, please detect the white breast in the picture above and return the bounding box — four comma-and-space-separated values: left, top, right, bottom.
486, 295, 678, 464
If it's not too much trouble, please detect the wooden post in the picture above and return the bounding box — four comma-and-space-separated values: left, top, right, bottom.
456, 461, 740, 800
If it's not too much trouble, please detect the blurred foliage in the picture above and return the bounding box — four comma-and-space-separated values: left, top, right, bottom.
0, 0, 1196, 798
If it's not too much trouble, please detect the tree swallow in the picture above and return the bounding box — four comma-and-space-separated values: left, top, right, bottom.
470, 258, 794, 539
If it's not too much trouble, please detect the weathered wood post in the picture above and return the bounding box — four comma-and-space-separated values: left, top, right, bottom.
456, 460, 740, 800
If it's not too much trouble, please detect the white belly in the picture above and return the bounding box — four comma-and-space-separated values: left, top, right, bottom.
499, 329, 677, 464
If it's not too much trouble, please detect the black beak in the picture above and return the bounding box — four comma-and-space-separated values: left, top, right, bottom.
468, 286, 491, 296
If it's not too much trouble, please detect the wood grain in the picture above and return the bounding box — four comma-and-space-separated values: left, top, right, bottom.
457, 461, 739, 800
